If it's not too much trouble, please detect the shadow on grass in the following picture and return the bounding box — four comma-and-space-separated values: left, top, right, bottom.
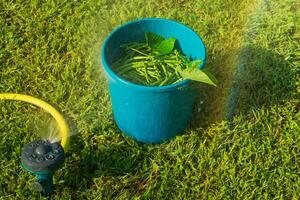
189, 45, 296, 128
56, 131, 150, 196
189, 48, 236, 128
234, 45, 296, 114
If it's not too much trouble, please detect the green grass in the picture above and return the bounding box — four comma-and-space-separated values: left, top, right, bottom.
0, 0, 299, 199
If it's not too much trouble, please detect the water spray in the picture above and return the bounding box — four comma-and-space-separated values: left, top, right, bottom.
0, 93, 69, 197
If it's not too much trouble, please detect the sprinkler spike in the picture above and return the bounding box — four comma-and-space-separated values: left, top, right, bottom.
33, 173, 53, 196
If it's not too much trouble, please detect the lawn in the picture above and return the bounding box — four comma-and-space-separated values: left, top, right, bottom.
0, 0, 299, 199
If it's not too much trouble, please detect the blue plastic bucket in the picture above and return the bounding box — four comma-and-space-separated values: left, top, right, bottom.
101, 18, 206, 143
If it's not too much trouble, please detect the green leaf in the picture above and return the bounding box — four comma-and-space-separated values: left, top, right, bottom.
202, 68, 218, 85
156, 38, 176, 55
187, 60, 202, 68
145, 32, 176, 55
180, 68, 217, 86
145, 32, 164, 48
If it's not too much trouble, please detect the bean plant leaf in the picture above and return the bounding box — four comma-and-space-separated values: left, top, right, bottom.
180, 68, 217, 86
156, 38, 176, 55
145, 32, 165, 48
202, 68, 218, 85
187, 60, 202, 68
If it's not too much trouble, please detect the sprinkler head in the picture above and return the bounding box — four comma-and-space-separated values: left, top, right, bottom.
21, 140, 65, 196
21, 140, 64, 172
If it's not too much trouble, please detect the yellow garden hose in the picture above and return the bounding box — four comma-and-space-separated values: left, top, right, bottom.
0, 93, 69, 148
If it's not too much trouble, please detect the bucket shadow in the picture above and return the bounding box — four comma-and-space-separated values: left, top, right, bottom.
190, 44, 296, 128
233, 45, 296, 114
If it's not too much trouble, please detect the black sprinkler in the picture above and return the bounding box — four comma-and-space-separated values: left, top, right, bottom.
21, 140, 65, 196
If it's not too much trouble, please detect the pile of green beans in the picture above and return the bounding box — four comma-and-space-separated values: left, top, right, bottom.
112, 42, 190, 86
